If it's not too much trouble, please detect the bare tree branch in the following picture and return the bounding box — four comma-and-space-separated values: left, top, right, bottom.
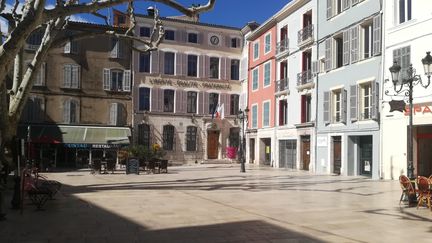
125, 0, 136, 36
0, 0, 6, 13
11, 49, 22, 95
44, 0, 216, 21
12, 0, 20, 22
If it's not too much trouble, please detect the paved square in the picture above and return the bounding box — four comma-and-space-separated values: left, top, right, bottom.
1, 164, 431, 242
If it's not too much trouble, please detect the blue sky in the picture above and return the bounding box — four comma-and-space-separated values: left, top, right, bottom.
1, 0, 290, 33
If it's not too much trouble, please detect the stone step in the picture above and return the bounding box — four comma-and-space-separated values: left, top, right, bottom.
201, 159, 238, 164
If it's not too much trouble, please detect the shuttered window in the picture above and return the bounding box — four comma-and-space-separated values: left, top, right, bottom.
64, 40, 78, 54
187, 91, 197, 113
165, 30, 175, 40
163, 125, 175, 151
230, 94, 239, 115
350, 26, 359, 63
231, 59, 240, 80
263, 101, 270, 127
188, 33, 198, 43
109, 103, 125, 126
139, 87, 150, 111
63, 99, 79, 124
33, 62, 46, 86
393, 46, 411, 82
63, 64, 80, 89
137, 124, 151, 149
350, 85, 358, 122
164, 52, 175, 75
163, 89, 175, 112
343, 30, 350, 65
186, 126, 197, 151
264, 62, 271, 87
252, 68, 259, 90
110, 38, 124, 59
139, 52, 151, 73
103, 69, 131, 92
264, 33, 271, 54
209, 57, 219, 79
187, 55, 198, 77
252, 105, 258, 128
372, 14, 382, 56
324, 39, 332, 71
327, 0, 333, 19
209, 93, 219, 114
253, 42, 259, 59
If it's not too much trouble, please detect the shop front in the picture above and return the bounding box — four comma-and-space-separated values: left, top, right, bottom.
18, 124, 131, 168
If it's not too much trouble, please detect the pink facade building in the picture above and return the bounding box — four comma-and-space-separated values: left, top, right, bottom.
246, 24, 277, 165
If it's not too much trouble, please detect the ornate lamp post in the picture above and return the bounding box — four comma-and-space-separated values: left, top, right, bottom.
237, 107, 249, 173
388, 52, 432, 180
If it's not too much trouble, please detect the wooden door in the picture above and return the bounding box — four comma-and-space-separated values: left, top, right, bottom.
302, 139, 310, 171
207, 130, 219, 159
333, 137, 342, 175
418, 138, 432, 176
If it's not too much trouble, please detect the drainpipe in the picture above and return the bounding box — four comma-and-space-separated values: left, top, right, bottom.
313, 0, 320, 174
378, 0, 385, 180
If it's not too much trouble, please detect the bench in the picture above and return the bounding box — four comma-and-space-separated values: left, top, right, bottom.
21, 168, 62, 210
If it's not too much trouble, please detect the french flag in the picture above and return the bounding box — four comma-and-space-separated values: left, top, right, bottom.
212, 104, 224, 119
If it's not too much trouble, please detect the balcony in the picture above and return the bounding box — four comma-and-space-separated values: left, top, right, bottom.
276, 39, 289, 58
296, 70, 314, 91
297, 24, 314, 47
275, 78, 289, 96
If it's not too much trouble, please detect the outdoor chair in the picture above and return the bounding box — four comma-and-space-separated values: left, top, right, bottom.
146, 161, 156, 174
91, 159, 101, 174
399, 175, 417, 205
106, 159, 116, 174
416, 176, 431, 209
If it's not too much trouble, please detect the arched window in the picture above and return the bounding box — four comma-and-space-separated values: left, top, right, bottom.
163, 125, 175, 151
186, 126, 198, 151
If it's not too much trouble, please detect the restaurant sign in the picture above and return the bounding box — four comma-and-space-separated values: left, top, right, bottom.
149, 78, 231, 90
64, 144, 121, 149
404, 103, 432, 116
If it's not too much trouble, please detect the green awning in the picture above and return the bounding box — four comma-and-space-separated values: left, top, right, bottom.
18, 125, 131, 145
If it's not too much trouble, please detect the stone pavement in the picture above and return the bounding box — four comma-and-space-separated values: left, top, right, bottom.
0, 164, 431, 243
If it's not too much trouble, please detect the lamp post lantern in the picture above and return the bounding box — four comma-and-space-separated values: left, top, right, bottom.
388, 52, 432, 180
237, 107, 249, 173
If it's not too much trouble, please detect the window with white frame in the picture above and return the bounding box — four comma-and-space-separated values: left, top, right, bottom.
251, 105, 258, 128
253, 42, 259, 59
64, 40, 78, 54
397, 0, 412, 24
63, 64, 81, 89
139, 52, 150, 73
252, 68, 259, 91
103, 69, 131, 92
109, 103, 125, 126
209, 57, 219, 79
361, 21, 373, 59
360, 83, 372, 120
264, 62, 271, 87
187, 55, 198, 77
263, 101, 270, 127
31, 62, 46, 86
264, 33, 271, 54
63, 99, 79, 124
164, 52, 175, 75
332, 89, 342, 123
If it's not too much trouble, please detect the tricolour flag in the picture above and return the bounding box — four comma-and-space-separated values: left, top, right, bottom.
212, 103, 225, 119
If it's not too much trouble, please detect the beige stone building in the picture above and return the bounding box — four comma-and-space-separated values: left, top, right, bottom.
19, 22, 132, 168
131, 12, 243, 163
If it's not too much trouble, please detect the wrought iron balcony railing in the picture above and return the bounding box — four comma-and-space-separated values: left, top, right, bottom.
297, 24, 314, 46
276, 39, 289, 55
275, 78, 289, 93
297, 70, 313, 86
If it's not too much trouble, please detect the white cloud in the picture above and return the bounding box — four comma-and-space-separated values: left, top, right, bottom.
0, 18, 7, 35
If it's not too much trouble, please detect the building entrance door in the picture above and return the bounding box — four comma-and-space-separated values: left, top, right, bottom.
249, 139, 255, 163
333, 136, 342, 175
301, 136, 310, 171
418, 137, 432, 176
359, 136, 373, 176
279, 140, 296, 169
207, 130, 219, 159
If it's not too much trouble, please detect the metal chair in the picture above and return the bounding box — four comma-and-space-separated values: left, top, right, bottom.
416, 176, 431, 209
399, 175, 416, 205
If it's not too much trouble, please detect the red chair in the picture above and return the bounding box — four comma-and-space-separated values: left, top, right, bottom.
416, 176, 431, 209
399, 175, 417, 205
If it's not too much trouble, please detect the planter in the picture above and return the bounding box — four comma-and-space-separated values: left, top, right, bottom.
226, 147, 238, 159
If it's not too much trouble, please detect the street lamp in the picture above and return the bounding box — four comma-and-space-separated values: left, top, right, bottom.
388, 52, 432, 180
237, 107, 249, 173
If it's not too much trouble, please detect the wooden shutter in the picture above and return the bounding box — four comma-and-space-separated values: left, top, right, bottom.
323, 91, 330, 124
64, 65, 71, 88
350, 26, 359, 63
312, 61, 319, 76
350, 85, 358, 122
151, 51, 159, 74
324, 39, 332, 71
226, 59, 232, 80
327, 0, 333, 19
198, 55, 204, 78
103, 68, 111, 90
343, 30, 350, 65
371, 82, 379, 120
197, 32, 203, 44
123, 70, 131, 92
64, 41, 71, 54
342, 0, 351, 10
109, 103, 118, 125
159, 50, 165, 74
158, 88, 164, 112
203, 92, 209, 114
205, 55, 210, 78
182, 53, 188, 76
220, 57, 226, 80
175, 89, 183, 114
198, 91, 205, 114
341, 89, 348, 123
182, 90, 188, 113
71, 65, 80, 88
63, 100, 70, 123
151, 87, 160, 112
301, 95, 306, 123
373, 14, 382, 56
176, 53, 183, 76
